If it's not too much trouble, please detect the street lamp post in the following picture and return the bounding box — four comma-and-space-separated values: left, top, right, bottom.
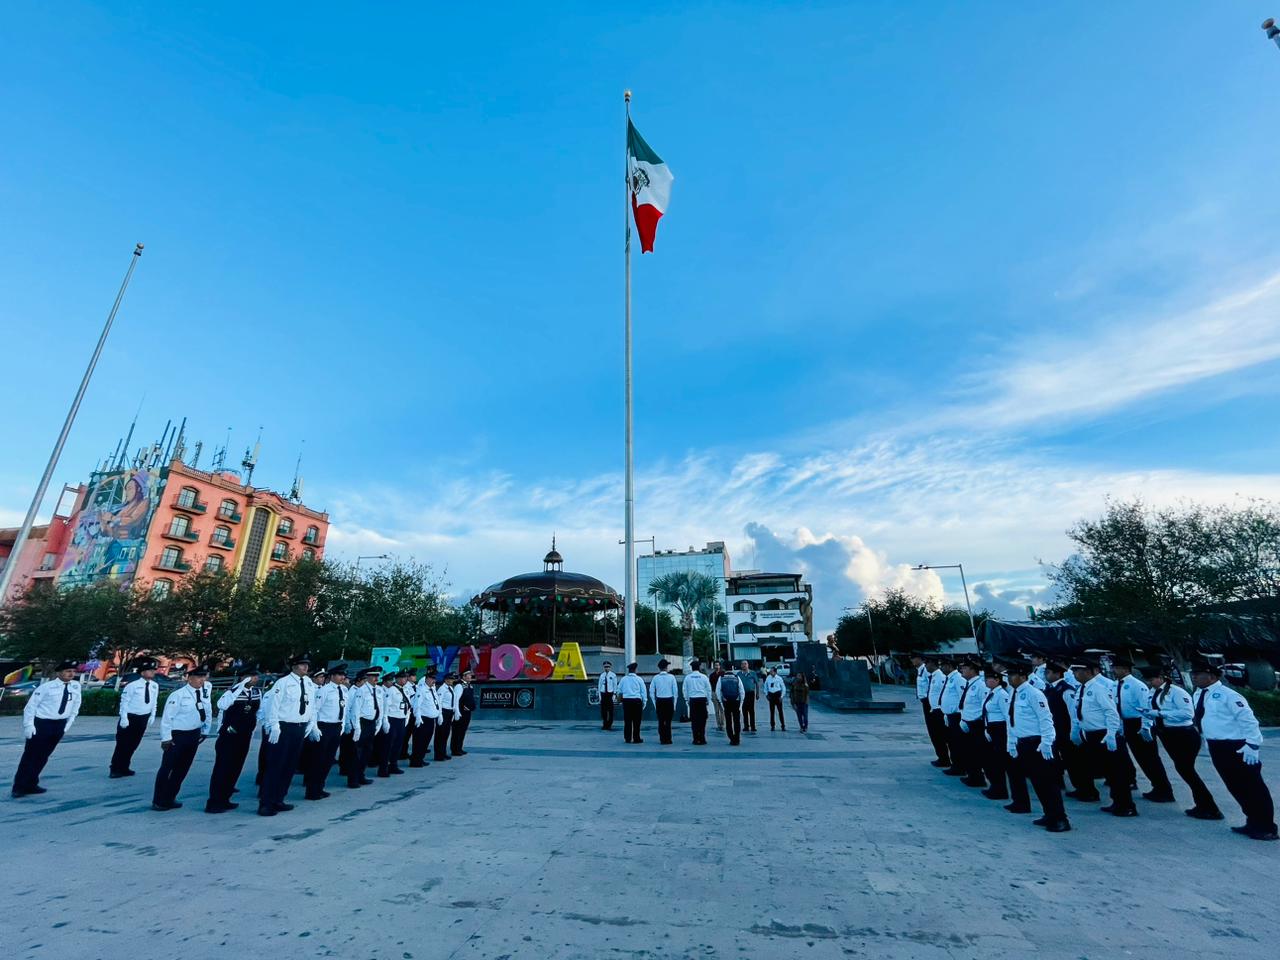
842, 604, 879, 678
620, 537, 660, 655
1264, 18, 1280, 49
341, 554, 390, 658
913, 563, 978, 645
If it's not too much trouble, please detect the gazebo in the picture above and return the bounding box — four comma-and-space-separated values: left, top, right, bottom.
470, 539, 622, 644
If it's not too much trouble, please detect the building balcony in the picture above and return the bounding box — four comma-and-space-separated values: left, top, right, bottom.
216, 510, 243, 524
209, 536, 236, 551
276, 527, 296, 539
302, 532, 321, 546
152, 557, 192, 574
162, 529, 200, 543
172, 497, 207, 515
270, 550, 290, 563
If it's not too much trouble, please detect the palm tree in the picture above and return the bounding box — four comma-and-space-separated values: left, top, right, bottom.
647, 571, 722, 663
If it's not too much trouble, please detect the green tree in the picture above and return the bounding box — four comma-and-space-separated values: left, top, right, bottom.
0, 582, 133, 670
632, 602, 684, 656
647, 571, 722, 662
835, 588, 989, 659
165, 570, 251, 668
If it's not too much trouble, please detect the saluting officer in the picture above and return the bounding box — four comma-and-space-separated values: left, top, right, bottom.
1140, 664, 1222, 821
410, 671, 441, 767
345, 667, 381, 787
598, 660, 619, 730
1069, 657, 1136, 816
1003, 659, 1070, 832
303, 663, 348, 800
12, 660, 82, 798
109, 657, 159, 778
152, 664, 213, 811
380, 671, 413, 777
206, 664, 261, 813
258, 654, 317, 817
1190, 659, 1277, 841
1113, 655, 1172, 802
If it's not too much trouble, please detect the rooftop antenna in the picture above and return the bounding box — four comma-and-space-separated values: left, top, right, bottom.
289, 442, 305, 501
169, 416, 187, 464
211, 427, 231, 473
241, 426, 262, 486
116, 404, 141, 470
189, 440, 203, 470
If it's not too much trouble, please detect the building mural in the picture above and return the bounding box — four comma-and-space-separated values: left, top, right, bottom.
57, 467, 163, 589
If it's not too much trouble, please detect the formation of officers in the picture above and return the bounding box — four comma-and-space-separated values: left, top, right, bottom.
909, 650, 1277, 840
11, 655, 479, 816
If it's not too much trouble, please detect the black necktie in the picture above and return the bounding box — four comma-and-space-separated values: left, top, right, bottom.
981, 688, 995, 715
1193, 689, 1206, 732
58, 682, 71, 714
337, 686, 345, 722
959, 679, 973, 709
1009, 687, 1017, 727
144, 681, 151, 705
399, 685, 411, 713
195, 688, 206, 723
1076, 685, 1085, 722
298, 677, 308, 716
372, 687, 380, 723
1117, 679, 1126, 719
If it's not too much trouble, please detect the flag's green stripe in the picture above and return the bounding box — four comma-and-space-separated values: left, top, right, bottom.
627, 120, 664, 165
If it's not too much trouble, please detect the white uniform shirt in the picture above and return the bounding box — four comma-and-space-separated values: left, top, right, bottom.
23, 678, 82, 730
118, 677, 159, 722
1004, 681, 1055, 748
258, 684, 278, 731
927, 669, 948, 710
385, 682, 414, 720
415, 683, 442, 720
939, 671, 964, 714
597, 671, 618, 695
981, 684, 1010, 723
437, 683, 458, 712
1027, 672, 1047, 691
265, 672, 317, 726
1147, 682, 1194, 728
1115, 674, 1148, 721
1193, 681, 1263, 745
617, 673, 648, 703
682, 671, 712, 701
957, 675, 986, 721
763, 675, 785, 696
349, 683, 381, 724
315, 682, 347, 724
1072, 675, 1121, 735
915, 664, 931, 699
650, 672, 678, 699
160, 683, 213, 740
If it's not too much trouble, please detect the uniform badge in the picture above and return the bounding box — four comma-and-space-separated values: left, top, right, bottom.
1212, 693, 1221, 699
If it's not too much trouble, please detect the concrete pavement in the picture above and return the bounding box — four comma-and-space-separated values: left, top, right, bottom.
1, 687, 1275, 960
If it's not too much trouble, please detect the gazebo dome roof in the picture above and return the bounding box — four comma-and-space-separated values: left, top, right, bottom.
470, 544, 621, 613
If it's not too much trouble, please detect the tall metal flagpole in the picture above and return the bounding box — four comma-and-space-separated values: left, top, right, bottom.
0, 243, 144, 607
623, 89, 637, 666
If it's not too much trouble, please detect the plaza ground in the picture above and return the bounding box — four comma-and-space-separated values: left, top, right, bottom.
2, 688, 1276, 960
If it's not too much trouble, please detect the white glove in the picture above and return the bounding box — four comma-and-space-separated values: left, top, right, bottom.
351, 728, 361, 742
959, 721, 970, 733
147, 716, 155, 727
1070, 729, 1082, 746
983, 730, 992, 743
1039, 741, 1054, 761
23, 724, 35, 739
1239, 744, 1261, 766
267, 723, 281, 745
119, 716, 130, 729
1007, 745, 1018, 759
1104, 732, 1118, 752
306, 726, 321, 742
1139, 727, 1154, 743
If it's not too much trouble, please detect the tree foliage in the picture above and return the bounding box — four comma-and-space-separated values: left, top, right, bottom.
834, 587, 988, 657
647, 571, 723, 662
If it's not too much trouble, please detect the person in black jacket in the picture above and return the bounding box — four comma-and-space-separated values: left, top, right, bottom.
1043, 660, 1089, 797
450, 671, 477, 756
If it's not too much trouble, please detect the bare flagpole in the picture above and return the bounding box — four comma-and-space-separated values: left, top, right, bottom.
623, 89, 637, 667
0, 243, 144, 607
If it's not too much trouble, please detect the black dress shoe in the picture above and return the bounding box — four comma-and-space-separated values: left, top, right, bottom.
274, 802, 295, 812
981, 790, 1010, 800
1230, 825, 1253, 835
109, 771, 128, 779
961, 778, 987, 787
1032, 816, 1050, 826
1248, 829, 1279, 841
1185, 807, 1225, 820
151, 801, 182, 811
1067, 791, 1101, 802
634, 739, 644, 744
257, 805, 277, 817
1104, 806, 1138, 817
1045, 820, 1072, 833
360, 778, 374, 785
28, 786, 47, 795
377, 772, 391, 778
929, 759, 950, 768
204, 803, 232, 814
943, 769, 968, 777
455, 750, 468, 756
1142, 791, 1176, 803
408, 761, 425, 768
389, 768, 405, 775
1004, 803, 1032, 814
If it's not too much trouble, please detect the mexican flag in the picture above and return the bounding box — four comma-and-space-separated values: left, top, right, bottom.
627, 119, 673, 253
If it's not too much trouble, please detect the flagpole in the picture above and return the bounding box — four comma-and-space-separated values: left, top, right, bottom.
0, 243, 144, 608
623, 89, 637, 667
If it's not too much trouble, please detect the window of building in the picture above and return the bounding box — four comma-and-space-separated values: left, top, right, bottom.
733, 600, 756, 612
39, 552, 58, 571
271, 542, 288, 561
169, 516, 190, 537
177, 486, 199, 508
218, 498, 238, 519
213, 525, 232, 546
304, 525, 319, 544
205, 555, 224, 573
278, 517, 294, 535
152, 578, 173, 598
302, 547, 315, 561
160, 546, 183, 569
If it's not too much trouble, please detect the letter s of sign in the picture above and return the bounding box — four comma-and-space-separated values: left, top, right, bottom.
524, 643, 555, 680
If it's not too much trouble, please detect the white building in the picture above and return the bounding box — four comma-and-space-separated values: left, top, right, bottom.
637, 541, 731, 646
725, 572, 813, 665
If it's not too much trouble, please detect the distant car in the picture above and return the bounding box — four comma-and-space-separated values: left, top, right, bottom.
2, 680, 41, 697
765, 662, 791, 678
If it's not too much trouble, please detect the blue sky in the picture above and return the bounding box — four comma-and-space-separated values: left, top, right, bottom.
4, 2, 1280, 632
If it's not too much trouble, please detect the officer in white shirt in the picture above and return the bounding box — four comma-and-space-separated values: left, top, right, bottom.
650, 659, 678, 745
1190, 660, 1277, 841
763, 667, 787, 731
110, 656, 160, 778
302, 663, 348, 800
152, 664, 213, 810
909, 651, 932, 734
345, 667, 381, 787
617, 662, 649, 744
597, 660, 619, 731
411, 671, 441, 767
399, 666, 419, 763
1140, 665, 1222, 820
435, 674, 458, 761
206, 664, 262, 813
1003, 659, 1070, 832
682, 659, 713, 745
937, 655, 966, 775
1112, 655, 1174, 803
978, 665, 1010, 800
380, 670, 414, 777
1027, 652, 1049, 691
258, 654, 317, 816
924, 654, 952, 768
955, 659, 988, 787
12, 660, 82, 797
1069, 657, 1136, 815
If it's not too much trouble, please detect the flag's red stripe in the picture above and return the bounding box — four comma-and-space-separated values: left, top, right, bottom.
631, 199, 664, 253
